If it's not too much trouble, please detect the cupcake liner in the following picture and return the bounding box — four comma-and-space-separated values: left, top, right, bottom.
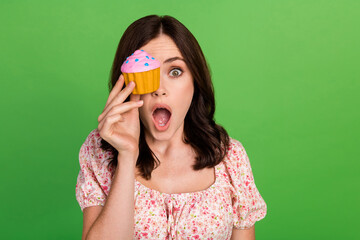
123, 67, 160, 95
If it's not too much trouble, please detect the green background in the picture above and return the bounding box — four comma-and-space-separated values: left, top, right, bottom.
1, 0, 359, 239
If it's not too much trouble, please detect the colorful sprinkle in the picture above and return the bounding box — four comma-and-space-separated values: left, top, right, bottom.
131, 53, 134, 56
144, 63, 149, 66
141, 49, 144, 51
135, 59, 139, 62
151, 57, 155, 60
146, 56, 149, 59
126, 60, 129, 63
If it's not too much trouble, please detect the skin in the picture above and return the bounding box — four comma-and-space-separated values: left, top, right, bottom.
138, 34, 256, 239
95, 34, 256, 239
138, 34, 195, 163
231, 225, 255, 240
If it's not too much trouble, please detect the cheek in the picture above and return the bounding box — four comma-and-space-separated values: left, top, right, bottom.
181, 79, 194, 101
138, 95, 150, 121
139, 93, 149, 101
138, 107, 145, 119
174, 80, 194, 113
139, 106, 150, 122
138, 107, 152, 130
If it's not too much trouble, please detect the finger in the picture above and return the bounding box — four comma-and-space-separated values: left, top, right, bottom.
105, 74, 125, 109
98, 100, 143, 130
98, 114, 124, 136
115, 80, 136, 104
98, 99, 143, 124
98, 113, 124, 131
98, 81, 136, 122
130, 93, 141, 102
103, 100, 143, 121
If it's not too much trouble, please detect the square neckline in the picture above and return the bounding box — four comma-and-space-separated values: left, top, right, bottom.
134, 160, 224, 196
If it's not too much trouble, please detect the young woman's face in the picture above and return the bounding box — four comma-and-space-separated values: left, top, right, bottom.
138, 34, 194, 142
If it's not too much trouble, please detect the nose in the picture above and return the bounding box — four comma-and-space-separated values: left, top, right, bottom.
151, 77, 167, 97
152, 89, 167, 97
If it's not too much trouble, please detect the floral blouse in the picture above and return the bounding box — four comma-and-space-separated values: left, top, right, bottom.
75, 129, 267, 239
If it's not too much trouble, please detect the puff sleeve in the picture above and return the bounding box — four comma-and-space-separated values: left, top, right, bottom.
225, 138, 267, 229
75, 128, 114, 212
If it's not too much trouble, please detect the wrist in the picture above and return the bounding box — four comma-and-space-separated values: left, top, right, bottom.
117, 151, 138, 166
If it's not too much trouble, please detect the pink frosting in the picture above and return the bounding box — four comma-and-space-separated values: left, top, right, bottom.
120, 49, 160, 73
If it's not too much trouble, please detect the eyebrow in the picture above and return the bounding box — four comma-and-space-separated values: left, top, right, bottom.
163, 57, 185, 64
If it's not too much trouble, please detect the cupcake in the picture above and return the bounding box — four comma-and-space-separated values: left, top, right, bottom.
120, 49, 160, 94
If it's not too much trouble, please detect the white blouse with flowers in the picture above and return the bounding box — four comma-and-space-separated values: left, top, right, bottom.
75, 128, 267, 239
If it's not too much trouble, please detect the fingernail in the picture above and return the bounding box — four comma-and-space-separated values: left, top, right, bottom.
138, 100, 143, 105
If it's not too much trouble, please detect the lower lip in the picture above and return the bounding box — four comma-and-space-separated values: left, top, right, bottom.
152, 114, 171, 131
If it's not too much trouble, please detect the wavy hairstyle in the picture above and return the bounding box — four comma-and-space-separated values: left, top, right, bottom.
100, 15, 230, 180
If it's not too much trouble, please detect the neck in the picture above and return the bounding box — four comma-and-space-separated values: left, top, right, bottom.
144, 122, 192, 163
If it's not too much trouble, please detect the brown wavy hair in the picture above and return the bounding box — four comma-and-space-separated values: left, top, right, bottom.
100, 15, 230, 180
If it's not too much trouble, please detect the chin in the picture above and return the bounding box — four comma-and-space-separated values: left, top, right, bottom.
141, 119, 183, 143
145, 127, 175, 142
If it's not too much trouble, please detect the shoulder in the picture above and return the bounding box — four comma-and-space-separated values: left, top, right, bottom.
222, 136, 252, 174
80, 128, 102, 152
224, 138, 267, 229
226, 137, 248, 161
79, 128, 114, 173
76, 129, 114, 210
81, 128, 113, 157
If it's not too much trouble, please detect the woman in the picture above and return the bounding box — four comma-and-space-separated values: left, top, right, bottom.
75, 15, 267, 240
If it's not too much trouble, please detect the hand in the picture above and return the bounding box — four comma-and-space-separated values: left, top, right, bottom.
97, 74, 143, 157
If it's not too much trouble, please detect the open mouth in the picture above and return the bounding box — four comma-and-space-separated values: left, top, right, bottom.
152, 104, 172, 130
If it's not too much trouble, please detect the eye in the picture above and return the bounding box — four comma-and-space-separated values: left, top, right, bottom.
169, 68, 183, 78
